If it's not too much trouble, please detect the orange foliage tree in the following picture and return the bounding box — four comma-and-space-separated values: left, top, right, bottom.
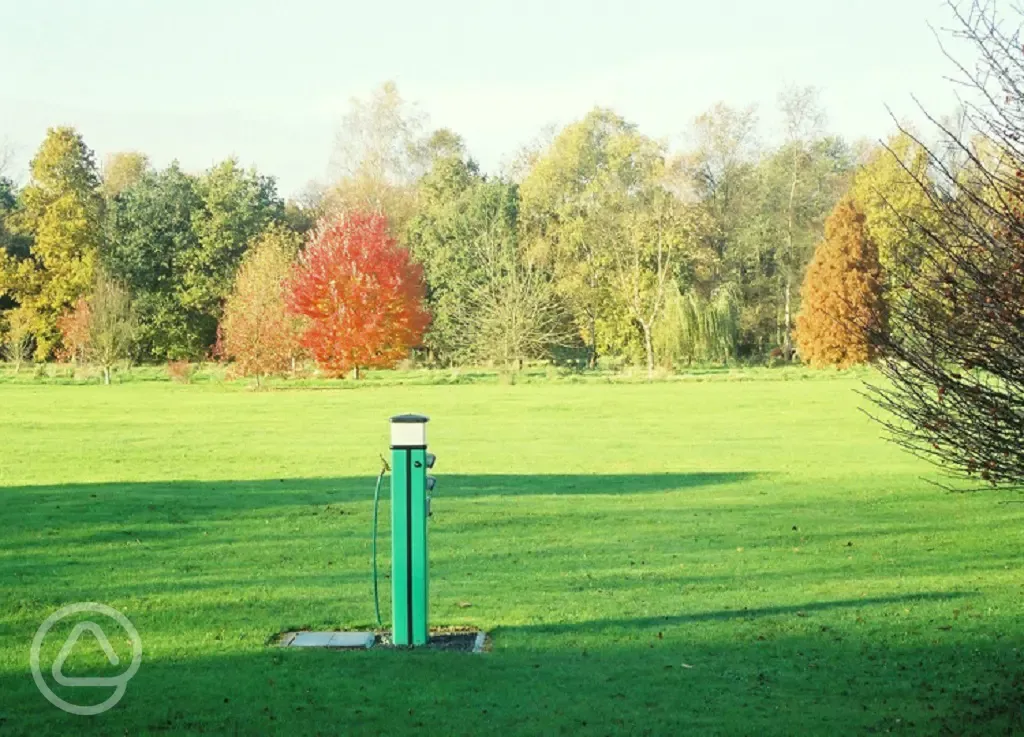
795, 198, 887, 368
56, 297, 91, 364
287, 212, 429, 377
220, 227, 303, 387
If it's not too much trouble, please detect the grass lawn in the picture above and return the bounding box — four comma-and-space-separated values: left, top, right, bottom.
0, 375, 1021, 735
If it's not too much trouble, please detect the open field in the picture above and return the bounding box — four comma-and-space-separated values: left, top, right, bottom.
0, 375, 1021, 735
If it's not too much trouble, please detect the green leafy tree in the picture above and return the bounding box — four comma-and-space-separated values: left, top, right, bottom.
0, 178, 29, 260
406, 154, 563, 365
733, 133, 853, 357
180, 158, 284, 345
522, 109, 710, 370
100, 152, 151, 199
421, 128, 467, 164
0, 178, 32, 315
405, 153, 485, 361
682, 103, 760, 276
769, 88, 858, 359
520, 109, 653, 366
3, 127, 103, 358
850, 133, 932, 267
608, 160, 708, 376
282, 182, 327, 239
654, 285, 741, 366
283, 201, 319, 239
103, 163, 207, 359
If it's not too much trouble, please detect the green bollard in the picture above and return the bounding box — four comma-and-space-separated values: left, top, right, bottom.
389, 414, 436, 646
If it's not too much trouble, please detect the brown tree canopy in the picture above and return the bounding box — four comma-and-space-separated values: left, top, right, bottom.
795, 198, 886, 368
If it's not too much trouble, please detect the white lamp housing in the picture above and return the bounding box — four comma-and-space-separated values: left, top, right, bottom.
390, 414, 429, 448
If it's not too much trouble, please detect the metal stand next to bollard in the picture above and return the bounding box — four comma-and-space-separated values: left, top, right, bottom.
389, 414, 436, 646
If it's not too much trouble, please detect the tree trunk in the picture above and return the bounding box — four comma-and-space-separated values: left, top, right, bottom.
354, 365, 361, 380
103, 366, 111, 385
783, 275, 793, 361
783, 150, 799, 362
588, 316, 598, 369
642, 323, 655, 379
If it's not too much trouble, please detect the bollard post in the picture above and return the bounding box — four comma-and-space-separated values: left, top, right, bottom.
389, 414, 434, 646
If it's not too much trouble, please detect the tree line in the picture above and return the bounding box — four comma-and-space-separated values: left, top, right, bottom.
0, 81, 932, 377
3, 0, 1023, 490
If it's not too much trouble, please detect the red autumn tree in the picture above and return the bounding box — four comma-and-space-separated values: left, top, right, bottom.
795, 197, 887, 368
287, 212, 429, 378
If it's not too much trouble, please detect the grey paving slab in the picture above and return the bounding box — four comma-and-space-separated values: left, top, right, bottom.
289, 632, 337, 648
284, 631, 375, 649
328, 632, 375, 649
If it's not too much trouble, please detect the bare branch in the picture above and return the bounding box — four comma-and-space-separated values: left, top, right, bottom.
863, 0, 1024, 489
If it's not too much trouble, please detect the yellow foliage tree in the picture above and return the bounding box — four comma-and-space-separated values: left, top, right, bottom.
4, 127, 102, 358
849, 132, 934, 274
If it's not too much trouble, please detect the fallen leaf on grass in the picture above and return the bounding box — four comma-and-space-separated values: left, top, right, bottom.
457, 602, 472, 608
681, 663, 694, 669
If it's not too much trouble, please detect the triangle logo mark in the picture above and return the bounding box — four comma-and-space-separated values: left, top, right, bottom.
51, 622, 123, 687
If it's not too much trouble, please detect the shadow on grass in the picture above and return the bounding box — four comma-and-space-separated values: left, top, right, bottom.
3, 472, 1022, 735
498, 592, 976, 635
0, 471, 760, 504
0, 472, 766, 573
1, 607, 1020, 737
0, 472, 762, 548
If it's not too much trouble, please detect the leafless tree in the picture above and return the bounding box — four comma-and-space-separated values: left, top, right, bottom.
454, 200, 569, 369
0, 141, 11, 179
328, 81, 428, 228
87, 271, 137, 385
778, 87, 827, 360
866, 0, 1024, 487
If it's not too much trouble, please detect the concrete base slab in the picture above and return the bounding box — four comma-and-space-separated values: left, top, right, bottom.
285, 631, 375, 649
273, 629, 488, 652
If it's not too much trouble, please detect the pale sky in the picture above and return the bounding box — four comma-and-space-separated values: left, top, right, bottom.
0, 0, 966, 197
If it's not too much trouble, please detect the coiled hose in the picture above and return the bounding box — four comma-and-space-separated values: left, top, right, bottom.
371, 456, 390, 628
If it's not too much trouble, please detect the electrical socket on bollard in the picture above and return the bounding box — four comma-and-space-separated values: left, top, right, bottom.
426, 451, 437, 516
